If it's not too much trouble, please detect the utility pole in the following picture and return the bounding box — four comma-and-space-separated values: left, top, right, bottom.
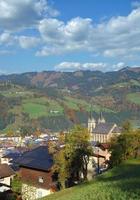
97, 147, 100, 174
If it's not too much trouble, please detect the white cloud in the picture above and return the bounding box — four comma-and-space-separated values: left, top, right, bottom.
19, 36, 41, 49
37, 17, 93, 56
0, 0, 59, 31
55, 62, 108, 71
111, 62, 126, 71
0, 0, 140, 67
55, 61, 128, 72
0, 32, 12, 44
36, 7, 140, 61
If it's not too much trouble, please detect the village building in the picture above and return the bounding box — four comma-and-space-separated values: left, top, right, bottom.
16, 146, 57, 200
0, 164, 15, 193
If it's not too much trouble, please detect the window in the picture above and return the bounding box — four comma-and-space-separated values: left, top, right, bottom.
38, 177, 44, 183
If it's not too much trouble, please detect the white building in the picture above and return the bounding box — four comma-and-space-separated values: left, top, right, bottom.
0, 164, 15, 192
88, 113, 121, 143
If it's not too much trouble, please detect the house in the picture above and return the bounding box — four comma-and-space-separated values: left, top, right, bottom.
0, 164, 15, 192
1, 152, 22, 165
88, 112, 121, 143
87, 143, 111, 180
16, 146, 56, 200
0, 136, 22, 145
1, 152, 23, 171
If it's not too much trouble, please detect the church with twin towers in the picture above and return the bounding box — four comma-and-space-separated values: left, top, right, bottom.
88, 110, 121, 144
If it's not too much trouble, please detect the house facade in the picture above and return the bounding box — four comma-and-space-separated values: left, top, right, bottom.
0, 164, 15, 192
20, 167, 55, 199
16, 146, 56, 200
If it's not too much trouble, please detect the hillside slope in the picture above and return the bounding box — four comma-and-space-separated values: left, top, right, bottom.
41, 159, 140, 200
0, 67, 140, 132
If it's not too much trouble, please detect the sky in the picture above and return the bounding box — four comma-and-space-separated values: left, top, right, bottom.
0, 0, 140, 74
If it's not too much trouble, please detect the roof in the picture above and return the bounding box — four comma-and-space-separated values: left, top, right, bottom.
97, 143, 110, 150
93, 123, 116, 134
112, 126, 122, 133
2, 152, 22, 160
0, 164, 15, 178
15, 146, 53, 171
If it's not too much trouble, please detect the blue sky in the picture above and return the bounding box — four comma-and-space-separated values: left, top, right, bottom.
0, 0, 140, 74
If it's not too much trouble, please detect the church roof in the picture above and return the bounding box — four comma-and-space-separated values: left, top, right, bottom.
93, 123, 116, 134
112, 126, 122, 133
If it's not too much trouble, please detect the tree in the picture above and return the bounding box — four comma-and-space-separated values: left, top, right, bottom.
7, 130, 15, 137
122, 120, 132, 134
65, 125, 92, 181
48, 140, 57, 154
53, 149, 70, 189
109, 128, 140, 167
53, 125, 92, 189
34, 129, 41, 138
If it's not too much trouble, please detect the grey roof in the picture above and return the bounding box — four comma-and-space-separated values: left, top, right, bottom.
15, 146, 53, 171
93, 123, 115, 134
112, 126, 122, 133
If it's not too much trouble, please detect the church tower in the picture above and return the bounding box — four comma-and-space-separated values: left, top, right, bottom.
98, 112, 106, 124
88, 105, 96, 133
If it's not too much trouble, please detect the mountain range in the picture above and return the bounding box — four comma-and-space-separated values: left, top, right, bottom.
0, 67, 140, 133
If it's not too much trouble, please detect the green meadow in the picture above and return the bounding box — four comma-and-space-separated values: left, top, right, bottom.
41, 159, 140, 200
127, 92, 140, 105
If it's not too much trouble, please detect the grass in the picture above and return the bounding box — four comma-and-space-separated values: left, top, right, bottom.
22, 97, 64, 119
111, 80, 140, 89
22, 103, 48, 118
127, 92, 140, 105
8, 95, 115, 123
41, 159, 140, 200
63, 96, 89, 111
0, 85, 34, 97
63, 96, 114, 113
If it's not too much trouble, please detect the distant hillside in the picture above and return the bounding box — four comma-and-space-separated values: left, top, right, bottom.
0, 67, 140, 133
41, 159, 140, 200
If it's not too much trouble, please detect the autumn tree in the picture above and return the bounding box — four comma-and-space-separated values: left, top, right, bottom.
122, 120, 132, 134
65, 125, 92, 181
53, 149, 70, 189
109, 127, 140, 167
53, 125, 92, 189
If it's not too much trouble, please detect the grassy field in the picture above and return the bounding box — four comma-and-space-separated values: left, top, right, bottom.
22, 97, 64, 118
63, 96, 114, 113
111, 80, 140, 89
5, 94, 116, 131
127, 92, 140, 105
0, 85, 34, 97
41, 159, 140, 200
20, 96, 114, 119
63, 96, 90, 111
22, 102, 48, 118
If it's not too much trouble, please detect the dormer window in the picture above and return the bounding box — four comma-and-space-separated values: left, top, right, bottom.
38, 176, 44, 183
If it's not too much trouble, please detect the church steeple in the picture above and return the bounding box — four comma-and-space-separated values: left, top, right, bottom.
98, 111, 106, 124
88, 105, 96, 132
